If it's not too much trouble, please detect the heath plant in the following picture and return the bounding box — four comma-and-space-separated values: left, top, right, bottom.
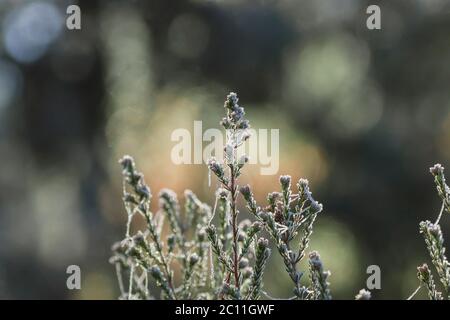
110, 92, 366, 300
409, 164, 450, 300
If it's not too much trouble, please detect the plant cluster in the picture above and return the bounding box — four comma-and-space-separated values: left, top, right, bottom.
110, 92, 345, 300
410, 164, 450, 300
110, 93, 450, 300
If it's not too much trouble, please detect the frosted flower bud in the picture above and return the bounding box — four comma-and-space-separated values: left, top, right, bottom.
298, 178, 309, 188
238, 258, 249, 269
308, 251, 322, 269
417, 263, 430, 277
257, 238, 269, 248
428, 223, 441, 238
279, 175, 291, 190
208, 157, 225, 179
119, 155, 134, 171
159, 188, 178, 204
225, 92, 238, 109
189, 253, 200, 267
355, 289, 371, 300
310, 200, 323, 213
430, 163, 444, 176
239, 185, 252, 200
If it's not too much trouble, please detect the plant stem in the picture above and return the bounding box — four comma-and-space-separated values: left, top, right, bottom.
230, 164, 240, 290
144, 213, 177, 299
128, 265, 134, 299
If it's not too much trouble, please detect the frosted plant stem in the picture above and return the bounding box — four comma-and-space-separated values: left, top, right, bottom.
115, 263, 125, 296
407, 285, 422, 300
209, 194, 219, 225
122, 180, 133, 238
126, 215, 132, 238
230, 164, 240, 290
208, 192, 219, 289
435, 201, 445, 225
144, 272, 149, 298
209, 245, 215, 286
208, 167, 211, 187
128, 265, 135, 300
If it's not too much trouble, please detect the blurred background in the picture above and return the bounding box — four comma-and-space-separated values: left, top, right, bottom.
1, 0, 450, 299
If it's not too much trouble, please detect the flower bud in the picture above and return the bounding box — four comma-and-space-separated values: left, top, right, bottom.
257, 237, 269, 249
430, 163, 444, 176
310, 200, 323, 213
308, 251, 323, 270
189, 253, 200, 267
279, 175, 291, 190
119, 155, 134, 171
208, 157, 225, 179
239, 185, 252, 200
297, 178, 309, 189
355, 289, 371, 300
238, 258, 249, 269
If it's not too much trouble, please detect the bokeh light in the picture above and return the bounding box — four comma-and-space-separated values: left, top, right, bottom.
3, 2, 63, 63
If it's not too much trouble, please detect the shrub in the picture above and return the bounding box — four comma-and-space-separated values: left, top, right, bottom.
409, 164, 450, 300
109, 92, 342, 300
